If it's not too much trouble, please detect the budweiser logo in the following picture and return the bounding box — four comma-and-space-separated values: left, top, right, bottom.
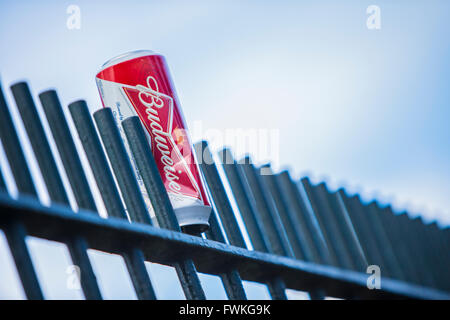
123, 76, 204, 201
136, 76, 182, 195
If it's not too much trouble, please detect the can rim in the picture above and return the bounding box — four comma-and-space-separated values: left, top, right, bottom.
99, 50, 159, 71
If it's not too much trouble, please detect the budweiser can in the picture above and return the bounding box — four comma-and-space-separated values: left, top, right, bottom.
95, 50, 211, 233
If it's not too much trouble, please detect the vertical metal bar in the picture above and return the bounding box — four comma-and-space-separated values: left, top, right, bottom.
275, 172, 322, 263
0, 165, 44, 300
240, 159, 294, 258
374, 204, 415, 283
408, 218, 441, 289
218, 149, 271, 253
204, 210, 248, 300
68, 101, 127, 219
97, 110, 205, 299
0, 83, 43, 300
300, 178, 341, 267
258, 165, 306, 260
68, 101, 157, 300
432, 223, 450, 269
121, 247, 158, 300
194, 141, 250, 299
93, 108, 151, 225
443, 227, 450, 256
10, 82, 103, 300
300, 181, 364, 294
388, 209, 431, 286
276, 172, 329, 265
395, 212, 437, 287
425, 222, 450, 290
428, 222, 450, 268
11, 83, 69, 204
64, 235, 103, 299
203, 210, 226, 243
445, 227, 450, 247
266, 277, 289, 300
385, 207, 432, 285
3, 221, 44, 300
444, 226, 450, 288
39, 90, 97, 211
296, 179, 335, 266
171, 260, 205, 300
194, 141, 246, 248
325, 190, 368, 272
217, 149, 288, 300
120, 116, 205, 300
309, 182, 356, 270
0, 164, 6, 190
0, 85, 37, 196
261, 167, 326, 299
216, 269, 247, 300
409, 217, 443, 289
365, 202, 405, 280
434, 224, 450, 262
337, 191, 387, 274
120, 115, 176, 229
344, 196, 393, 277
377, 205, 420, 284
354, 196, 398, 278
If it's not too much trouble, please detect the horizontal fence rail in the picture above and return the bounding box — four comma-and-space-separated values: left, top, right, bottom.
0, 80, 449, 300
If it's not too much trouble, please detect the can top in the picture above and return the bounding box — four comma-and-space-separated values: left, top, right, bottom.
100, 50, 159, 70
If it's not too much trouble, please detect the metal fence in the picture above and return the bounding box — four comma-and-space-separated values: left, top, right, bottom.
0, 81, 449, 300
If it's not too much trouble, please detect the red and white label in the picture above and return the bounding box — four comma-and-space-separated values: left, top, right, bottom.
96, 54, 210, 210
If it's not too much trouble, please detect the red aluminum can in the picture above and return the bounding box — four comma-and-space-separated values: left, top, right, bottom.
95, 50, 211, 233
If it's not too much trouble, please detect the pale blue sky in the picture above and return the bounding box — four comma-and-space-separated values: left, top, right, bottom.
0, 0, 449, 299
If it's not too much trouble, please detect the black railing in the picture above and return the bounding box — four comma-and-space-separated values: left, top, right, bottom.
0, 81, 449, 300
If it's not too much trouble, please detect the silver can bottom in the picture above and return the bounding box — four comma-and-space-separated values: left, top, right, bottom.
174, 205, 211, 234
